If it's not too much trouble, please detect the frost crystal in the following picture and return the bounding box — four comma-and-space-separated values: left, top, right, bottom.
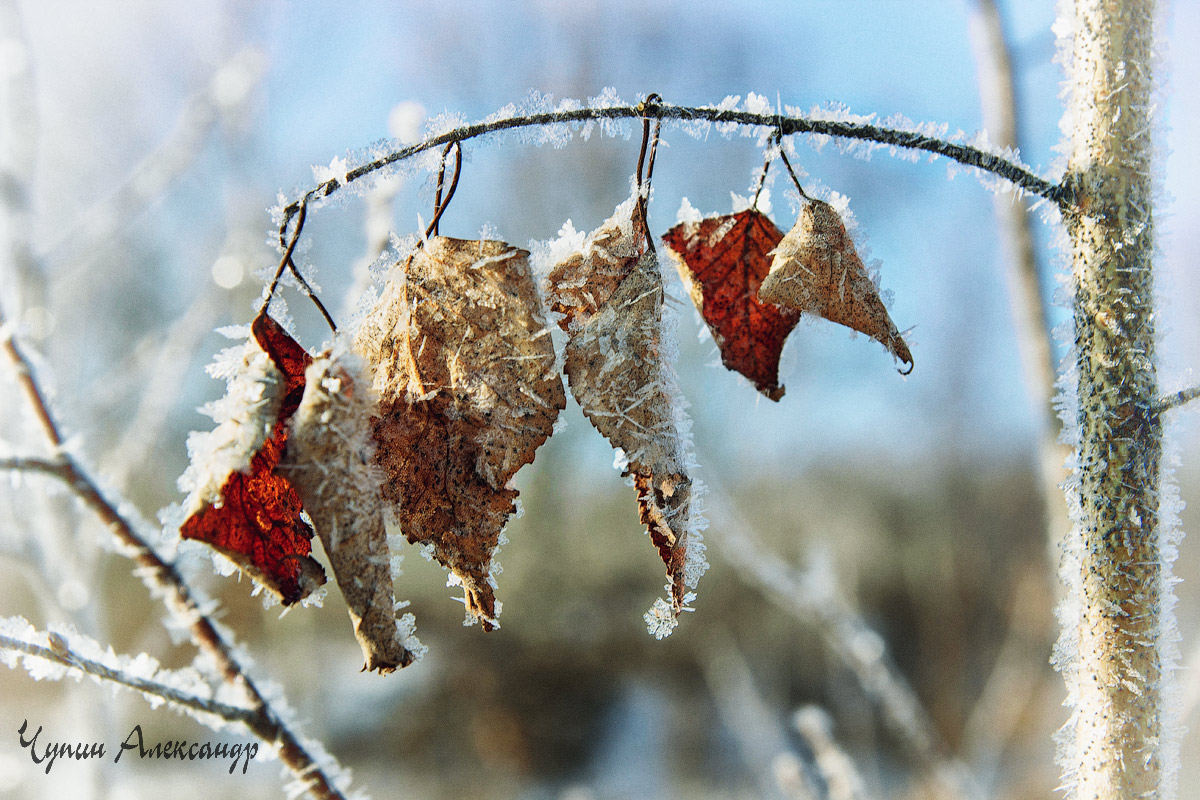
283, 339, 422, 671
176, 330, 284, 516
587, 87, 629, 140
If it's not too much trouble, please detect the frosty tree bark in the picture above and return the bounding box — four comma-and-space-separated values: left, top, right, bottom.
1057, 1, 1171, 798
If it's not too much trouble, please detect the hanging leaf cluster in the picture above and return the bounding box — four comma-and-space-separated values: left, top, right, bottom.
173, 129, 912, 670
663, 196, 912, 399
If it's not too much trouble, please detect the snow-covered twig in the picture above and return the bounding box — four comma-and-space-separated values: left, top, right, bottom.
0, 623, 256, 726
1, 308, 352, 800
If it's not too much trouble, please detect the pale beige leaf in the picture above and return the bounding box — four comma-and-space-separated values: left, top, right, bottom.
355, 236, 565, 629
283, 347, 423, 672
758, 198, 913, 370
547, 198, 706, 626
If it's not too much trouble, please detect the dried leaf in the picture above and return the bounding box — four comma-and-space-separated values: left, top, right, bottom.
758, 199, 913, 370
547, 198, 706, 625
180, 313, 326, 606
662, 208, 800, 400
282, 347, 423, 672
355, 236, 565, 629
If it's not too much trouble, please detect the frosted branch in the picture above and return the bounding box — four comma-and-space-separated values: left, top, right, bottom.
0, 625, 255, 726
701, 484, 954, 781
1155, 385, 1200, 414
0, 306, 352, 800
276, 99, 1066, 238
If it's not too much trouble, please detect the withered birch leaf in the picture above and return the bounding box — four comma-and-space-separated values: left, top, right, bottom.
546, 197, 707, 630
179, 313, 326, 606
758, 199, 913, 371
355, 236, 565, 630
662, 208, 800, 400
282, 347, 424, 672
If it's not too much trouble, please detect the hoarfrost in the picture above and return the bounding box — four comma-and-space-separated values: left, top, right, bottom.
675, 197, 702, 226
311, 155, 350, 187
587, 86, 629, 140
176, 330, 284, 516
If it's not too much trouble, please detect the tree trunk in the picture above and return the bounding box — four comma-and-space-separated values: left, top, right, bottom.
1056, 1, 1170, 797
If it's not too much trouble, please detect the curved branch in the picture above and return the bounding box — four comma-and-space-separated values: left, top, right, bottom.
278, 101, 1067, 235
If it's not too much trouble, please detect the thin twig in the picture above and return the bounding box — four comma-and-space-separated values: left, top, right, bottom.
776, 146, 811, 201
751, 138, 774, 210
1, 307, 349, 800
0, 633, 257, 726
1154, 385, 1200, 415
277, 100, 1066, 240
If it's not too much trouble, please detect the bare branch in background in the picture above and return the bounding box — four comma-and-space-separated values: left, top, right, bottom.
792, 707, 872, 800
700, 628, 822, 800
705, 492, 937, 763
968, 0, 1071, 558
0, 310, 353, 800
98, 286, 224, 492
47, 47, 265, 282
701, 479, 973, 799
0, 0, 42, 316
960, 567, 1056, 793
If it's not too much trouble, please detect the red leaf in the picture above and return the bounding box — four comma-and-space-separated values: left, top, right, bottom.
662, 208, 801, 400
758, 199, 913, 371
180, 313, 326, 606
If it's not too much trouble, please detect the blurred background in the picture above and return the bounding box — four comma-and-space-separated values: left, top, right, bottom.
2, 1, 1199, 798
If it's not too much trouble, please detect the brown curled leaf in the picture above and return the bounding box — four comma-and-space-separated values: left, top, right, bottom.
758, 199, 913, 371
282, 349, 422, 672
180, 312, 326, 606
662, 208, 801, 400
547, 198, 705, 620
355, 236, 565, 629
